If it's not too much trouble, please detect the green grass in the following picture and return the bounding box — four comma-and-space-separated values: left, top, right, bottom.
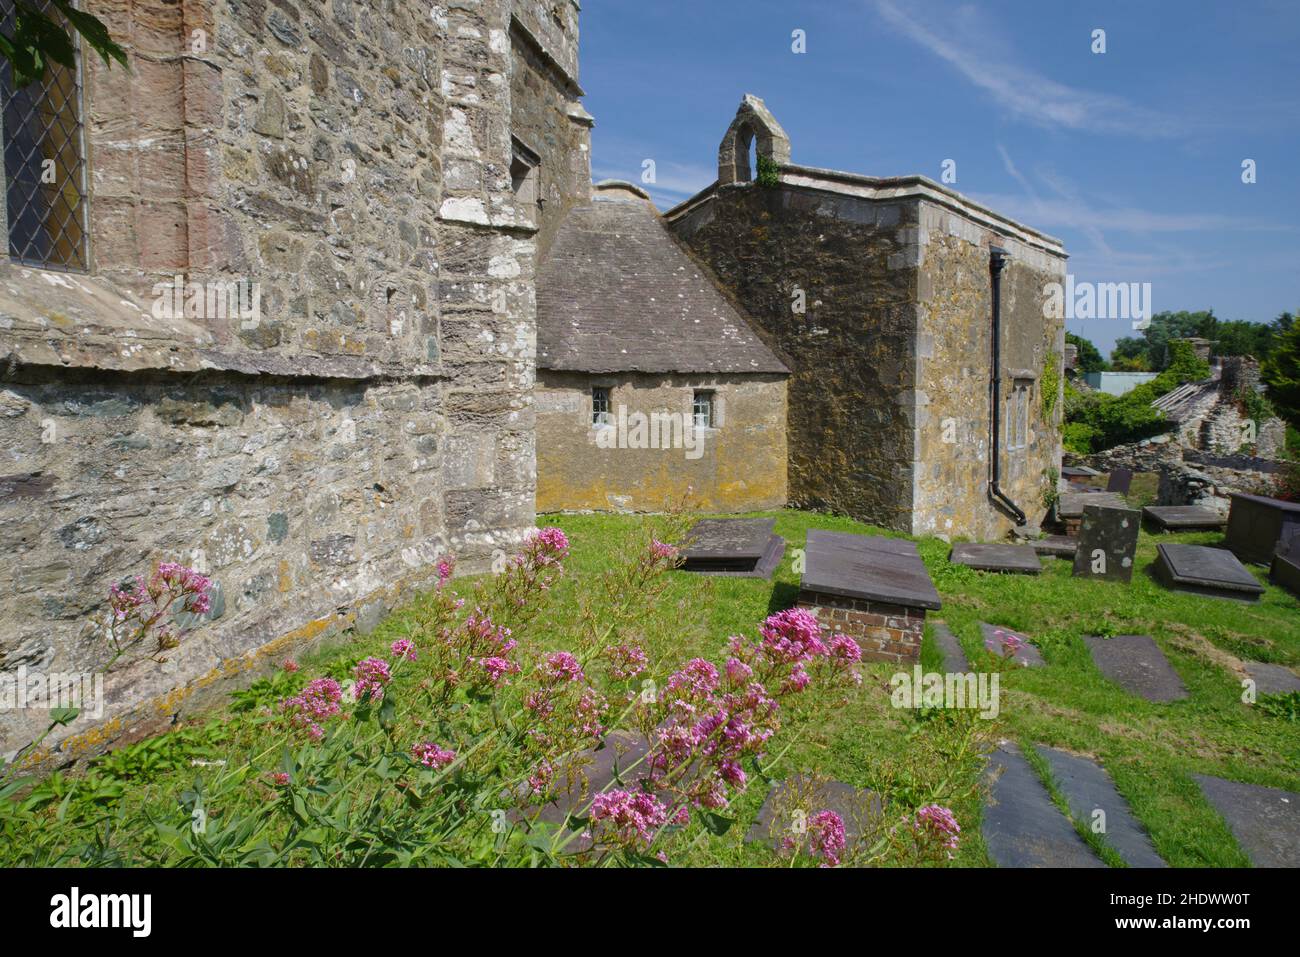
530, 510, 1299, 866
5, 508, 1298, 867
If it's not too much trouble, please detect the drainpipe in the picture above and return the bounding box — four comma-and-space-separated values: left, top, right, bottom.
989, 246, 1027, 526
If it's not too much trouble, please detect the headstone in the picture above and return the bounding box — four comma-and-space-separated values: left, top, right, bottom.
1242, 660, 1300, 697
1141, 505, 1228, 532
746, 774, 882, 853
509, 730, 651, 854
1152, 543, 1264, 602
1106, 468, 1134, 495
1083, 634, 1189, 702
1193, 774, 1300, 868
1269, 529, 1300, 598
1033, 535, 1078, 559
1225, 492, 1300, 565
798, 530, 941, 665
679, 518, 785, 578
930, 622, 969, 673
949, 543, 1043, 575
1072, 504, 1141, 583
1034, 745, 1165, 868
979, 622, 1045, 667
983, 743, 1104, 868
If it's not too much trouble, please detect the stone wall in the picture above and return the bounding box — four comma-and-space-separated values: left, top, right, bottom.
913, 201, 1065, 539
0, 0, 560, 759
668, 178, 1065, 538
535, 370, 787, 513
669, 184, 919, 529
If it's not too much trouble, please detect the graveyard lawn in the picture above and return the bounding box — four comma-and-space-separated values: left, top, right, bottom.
4, 509, 1298, 868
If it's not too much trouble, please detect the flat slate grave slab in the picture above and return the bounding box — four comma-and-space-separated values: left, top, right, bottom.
1083, 634, 1189, 702
508, 730, 650, 854
1034, 745, 1166, 868
983, 744, 1104, 868
980, 623, 1045, 667
1142, 505, 1227, 532
1106, 468, 1134, 494
801, 529, 941, 610
1058, 491, 1128, 520
1194, 774, 1300, 868
1153, 543, 1264, 602
746, 774, 883, 856
679, 518, 785, 578
1072, 504, 1141, 583
1243, 660, 1300, 697
1033, 535, 1078, 559
931, 622, 970, 673
950, 543, 1043, 575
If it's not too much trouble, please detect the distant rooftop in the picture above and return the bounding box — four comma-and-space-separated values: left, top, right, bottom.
537, 185, 788, 375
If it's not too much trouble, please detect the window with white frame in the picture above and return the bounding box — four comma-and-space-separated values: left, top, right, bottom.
693, 390, 715, 429
591, 385, 611, 427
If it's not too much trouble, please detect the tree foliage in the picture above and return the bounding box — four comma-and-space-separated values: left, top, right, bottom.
1065, 332, 1106, 374
1110, 310, 1291, 372
1263, 317, 1300, 429
0, 1, 126, 89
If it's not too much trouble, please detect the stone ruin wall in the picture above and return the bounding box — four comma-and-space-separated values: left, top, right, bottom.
669, 184, 919, 532
0, 0, 574, 761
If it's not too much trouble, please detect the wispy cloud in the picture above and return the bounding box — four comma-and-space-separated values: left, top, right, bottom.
874, 0, 1182, 137
591, 159, 715, 209
972, 191, 1292, 235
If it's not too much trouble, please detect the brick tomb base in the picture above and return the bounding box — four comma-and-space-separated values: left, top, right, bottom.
797, 591, 924, 664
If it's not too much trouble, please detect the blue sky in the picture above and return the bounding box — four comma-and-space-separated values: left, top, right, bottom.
579, 0, 1300, 355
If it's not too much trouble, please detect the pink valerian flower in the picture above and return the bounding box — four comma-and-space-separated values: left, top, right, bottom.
725, 656, 754, 684
649, 539, 678, 562
282, 659, 300, 673
589, 789, 669, 849
986, 629, 1025, 659
575, 686, 608, 739
603, 643, 648, 681
390, 638, 417, 661
543, 651, 584, 684
435, 556, 456, 588
758, 608, 828, 663
809, 810, 847, 867
353, 656, 392, 703
411, 742, 457, 770
281, 677, 344, 740
108, 576, 148, 620
665, 658, 720, 700
156, 562, 213, 614
914, 804, 961, 852
270, 772, 291, 786
528, 760, 555, 796
479, 656, 520, 685
531, 526, 569, 557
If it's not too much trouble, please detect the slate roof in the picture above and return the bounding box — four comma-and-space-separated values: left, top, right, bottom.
537, 190, 789, 375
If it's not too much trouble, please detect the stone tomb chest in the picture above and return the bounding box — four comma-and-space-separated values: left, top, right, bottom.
1153, 543, 1265, 602
679, 518, 785, 578
796, 530, 941, 664
1270, 530, 1300, 599
1225, 492, 1300, 565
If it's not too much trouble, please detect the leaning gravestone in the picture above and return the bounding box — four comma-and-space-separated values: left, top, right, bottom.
679, 517, 785, 578
1193, 774, 1300, 868
1152, 543, 1264, 602
949, 543, 1043, 575
1083, 634, 1189, 702
1072, 504, 1141, 583
1269, 529, 1300, 598
1106, 468, 1134, 495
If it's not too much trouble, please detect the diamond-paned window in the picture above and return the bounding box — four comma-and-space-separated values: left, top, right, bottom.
0, 1, 90, 271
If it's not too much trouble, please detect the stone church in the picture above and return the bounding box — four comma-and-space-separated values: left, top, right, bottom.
0, 1, 1064, 759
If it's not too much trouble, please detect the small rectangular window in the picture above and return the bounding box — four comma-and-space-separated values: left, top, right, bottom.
693, 390, 715, 429
592, 386, 611, 426
1006, 381, 1031, 451
0, 1, 89, 271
